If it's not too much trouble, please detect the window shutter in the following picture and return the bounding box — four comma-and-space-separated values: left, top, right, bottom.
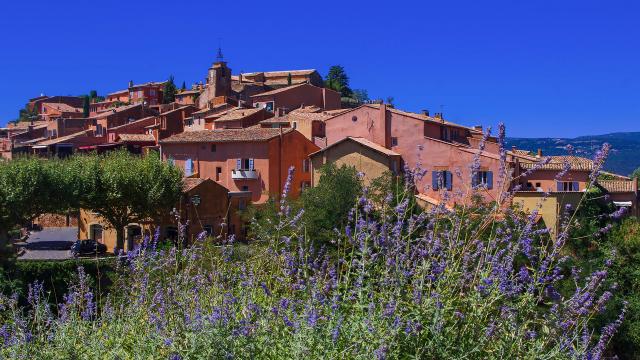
572, 181, 579, 191
249, 158, 254, 170
185, 158, 192, 176
446, 171, 453, 191
487, 171, 493, 190
236, 159, 241, 170
432, 171, 439, 190
556, 181, 562, 192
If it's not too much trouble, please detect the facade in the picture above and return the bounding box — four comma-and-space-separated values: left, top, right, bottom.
236, 69, 323, 87
250, 83, 341, 114
310, 136, 401, 186
159, 128, 319, 203
78, 178, 249, 252
106, 90, 130, 103
40, 102, 84, 121
128, 81, 165, 105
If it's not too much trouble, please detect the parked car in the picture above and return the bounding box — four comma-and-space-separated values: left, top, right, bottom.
70, 239, 107, 257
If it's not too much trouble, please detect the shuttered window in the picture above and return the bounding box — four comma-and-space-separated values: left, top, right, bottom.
432, 170, 453, 191
472, 171, 493, 190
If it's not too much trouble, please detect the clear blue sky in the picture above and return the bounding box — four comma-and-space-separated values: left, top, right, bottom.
1, 0, 638, 137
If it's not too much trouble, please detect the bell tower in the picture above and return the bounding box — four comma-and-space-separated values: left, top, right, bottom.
207, 47, 232, 98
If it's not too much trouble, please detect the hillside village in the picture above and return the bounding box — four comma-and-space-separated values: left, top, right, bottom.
1, 52, 638, 253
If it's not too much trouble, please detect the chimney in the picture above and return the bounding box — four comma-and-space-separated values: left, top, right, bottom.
537, 148, 543, 157
511, 145, 517, 152
434, 112, 443, 119
238, 74, 243, 83
421, 109, 429, 116
473, 125, 483, 132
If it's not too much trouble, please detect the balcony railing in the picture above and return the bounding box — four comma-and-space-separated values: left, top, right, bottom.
231, 169, 258, 180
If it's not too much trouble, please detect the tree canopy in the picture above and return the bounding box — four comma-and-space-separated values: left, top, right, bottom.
163, 76, 178, 104
0, 151, 183, 250
324, 65, 352, 98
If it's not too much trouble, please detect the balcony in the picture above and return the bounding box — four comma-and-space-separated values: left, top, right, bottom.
231, 169, 258, 180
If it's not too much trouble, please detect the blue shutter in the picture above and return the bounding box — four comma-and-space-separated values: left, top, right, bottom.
487, 171, 493, 190
556, 181, 563, 192
446, 171, 453, 191
572, 181, 579, 192
249, 158, 254, 170
432, 171, 439, 190
185, 158, 192, 176
236, 159, 242, 170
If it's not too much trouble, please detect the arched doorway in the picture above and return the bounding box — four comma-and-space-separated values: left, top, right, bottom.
89, 224, 103, 243
125, 224, 142, 252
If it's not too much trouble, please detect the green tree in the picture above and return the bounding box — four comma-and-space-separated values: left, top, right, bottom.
386, 96, 395, 108
324, 65, 352, 98
89, 90, 98, 100
300, 163, 362, 243
82, 95, 90, 117
352, 89, 369, 104
79, 150, 183, 250
163, 76, 178, 104
16, 103, 38, 123
631, 167, 640, 185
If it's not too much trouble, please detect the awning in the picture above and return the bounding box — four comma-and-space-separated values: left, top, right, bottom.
613, 201, 632, 207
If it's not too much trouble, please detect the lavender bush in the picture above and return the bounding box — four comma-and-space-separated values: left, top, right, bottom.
0, 128, 625, 359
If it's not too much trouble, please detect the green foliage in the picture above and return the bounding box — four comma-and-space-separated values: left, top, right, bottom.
82, 95, 90, 117
324, 65, 352, 98
300, 164, 362, 243
352, 88, 369, 104
163, 75, 177, 104
89, 90, 97, 99
386, 96, 395, 107
631, 167, 640, 185
0, 152, 183, 250
15, 103, 38, 123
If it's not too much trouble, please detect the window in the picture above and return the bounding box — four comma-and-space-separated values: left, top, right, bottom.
216, 167, 222, 181
535, 182, 541, 188
292, 121, 297, 129
89, 224, 103, 243
185, 158, 193, 176
236, 158, 254, 170
238, 199, 247, 210
241, 185, 249, 191
352, 116, 358, 122
440, 126, 450, 141
558, 181, 579, 192
211, 144, 217, 152
472, 171, 493, 189
302, 159, 310, 173
431, 170, 452, 191
526, 182, 533, 189
391, 137, 398, 146
203, 225, 213, 236
264, 102, 274, 112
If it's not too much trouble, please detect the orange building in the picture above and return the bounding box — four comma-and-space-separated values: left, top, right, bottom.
128, 81, 165, 105
159, 128, 319, 204
250, 83, 341, 114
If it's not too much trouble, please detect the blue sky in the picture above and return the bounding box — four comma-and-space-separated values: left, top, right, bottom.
1, 0, 638, 137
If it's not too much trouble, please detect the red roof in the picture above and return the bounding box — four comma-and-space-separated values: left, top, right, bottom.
160, 128, 293, 144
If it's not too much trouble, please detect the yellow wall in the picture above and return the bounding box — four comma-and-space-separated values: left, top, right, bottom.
512, 192, 583, 238
310, 140, 399, 186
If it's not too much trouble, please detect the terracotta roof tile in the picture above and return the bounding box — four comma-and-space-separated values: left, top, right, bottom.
598, 180, 636, 193
42, 102, 81, 113
310, 136, 400, 158
160, 128, 293, 144
183, 178, 205, 192
250, 83, 308, 97
214, 108, 262, 122
118, 133, 155, 142
37, 130, 91, 146
520, 156, 594, 171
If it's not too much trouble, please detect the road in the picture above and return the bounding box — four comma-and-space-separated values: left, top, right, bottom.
18, 227, 77, 260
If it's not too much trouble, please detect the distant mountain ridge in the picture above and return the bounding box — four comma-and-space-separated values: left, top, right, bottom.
506, 132, 640, 176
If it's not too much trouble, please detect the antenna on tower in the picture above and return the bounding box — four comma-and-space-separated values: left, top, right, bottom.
216, 38, 224, 62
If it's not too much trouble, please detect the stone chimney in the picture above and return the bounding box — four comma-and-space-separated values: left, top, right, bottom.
537, 148, 543, 157
421, 109, 429, 116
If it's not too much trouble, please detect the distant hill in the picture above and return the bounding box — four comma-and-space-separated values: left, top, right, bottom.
506, 132, 640, 176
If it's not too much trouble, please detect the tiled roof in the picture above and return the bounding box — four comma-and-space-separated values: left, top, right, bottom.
42, 102, 81, 113
94, 104, 141, 119
118, 133, 155, 142
183, 178, 205, 192
251, 83, 308, 97
214, 108, 262, 122
519, 156, 594, 171
130, 81, 166, 89
160, 128, 293, 144
310, 136, 400, 158
512, 149, 532, 156
242, 69, 317, 77
598, 180, 636, 193
261, 111, 334, 125
107, 89, 128, 96
37, 130, 91, 146
176, 90, 200, 96
108, 116, 156, 130
291, 105, 322, 113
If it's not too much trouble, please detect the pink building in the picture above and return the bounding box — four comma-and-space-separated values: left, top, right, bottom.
251, 83, 341, 114
159, 128, 319, 204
